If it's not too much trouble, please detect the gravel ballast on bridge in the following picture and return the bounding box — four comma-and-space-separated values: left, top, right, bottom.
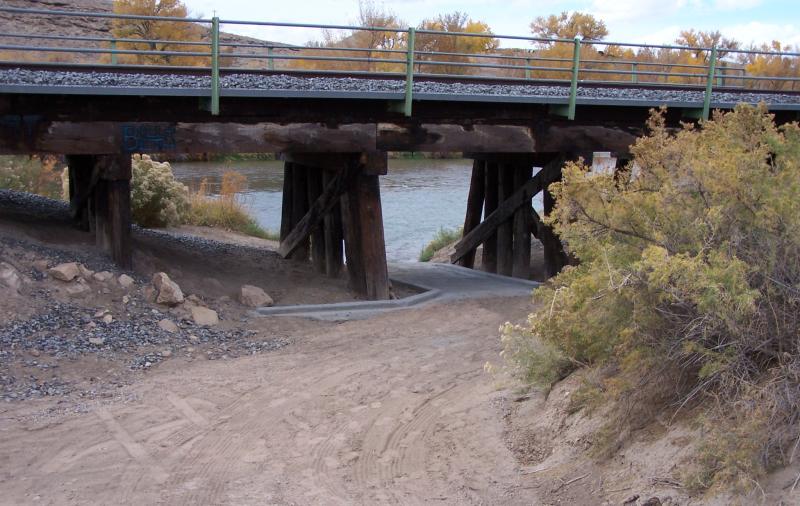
2, 68, 800, 107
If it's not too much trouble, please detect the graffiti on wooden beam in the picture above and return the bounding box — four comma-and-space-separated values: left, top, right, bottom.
121, 124, 176, 153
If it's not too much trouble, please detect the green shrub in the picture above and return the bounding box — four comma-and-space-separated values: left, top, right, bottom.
130, 154, 190, 227
419, 226, 463, 262
502, 104, 800, 491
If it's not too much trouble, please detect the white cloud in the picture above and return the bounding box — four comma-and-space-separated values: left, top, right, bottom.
720, 21, 800, 46
713, 0, 763, 10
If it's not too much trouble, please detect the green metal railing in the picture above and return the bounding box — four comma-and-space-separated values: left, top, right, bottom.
0, 6, 798, 120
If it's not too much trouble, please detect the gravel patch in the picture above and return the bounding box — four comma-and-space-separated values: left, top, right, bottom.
1, 68, 799, 105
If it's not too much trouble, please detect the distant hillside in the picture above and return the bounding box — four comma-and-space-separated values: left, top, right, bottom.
0, 0, 293, 68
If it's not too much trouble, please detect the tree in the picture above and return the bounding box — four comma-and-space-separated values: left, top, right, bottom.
675, 29, 740, 60
111, 0, 206, 66
737, 41, 800, 91
530, 11, 608, 41
415, 12, 499, 75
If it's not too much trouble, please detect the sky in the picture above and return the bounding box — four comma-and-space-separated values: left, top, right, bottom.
180, 0, 800, 49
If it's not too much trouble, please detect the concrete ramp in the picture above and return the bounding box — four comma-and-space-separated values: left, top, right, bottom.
254, 262, 538, 321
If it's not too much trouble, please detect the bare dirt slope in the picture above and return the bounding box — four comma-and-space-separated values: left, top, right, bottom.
1, 297, 540, 505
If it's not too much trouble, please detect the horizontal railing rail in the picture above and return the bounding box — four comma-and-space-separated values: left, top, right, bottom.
0, 5, 798, 118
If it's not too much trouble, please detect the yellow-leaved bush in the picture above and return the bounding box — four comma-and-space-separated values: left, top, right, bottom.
503, 104, 800, 490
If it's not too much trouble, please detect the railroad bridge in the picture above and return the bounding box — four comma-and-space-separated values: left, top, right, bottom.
2, 7, 799, 300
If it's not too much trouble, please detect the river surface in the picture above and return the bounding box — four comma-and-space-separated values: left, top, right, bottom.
172, 159, 478, 262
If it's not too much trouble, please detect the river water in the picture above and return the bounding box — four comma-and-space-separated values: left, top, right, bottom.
171, 159, 483, 262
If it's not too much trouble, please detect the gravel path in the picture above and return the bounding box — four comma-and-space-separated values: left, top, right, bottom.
2, 68, 799, 105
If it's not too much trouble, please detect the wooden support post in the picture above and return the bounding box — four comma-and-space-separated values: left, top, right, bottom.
512, 165, 533, 279
322, 170, 344, 278
482, 163, 498, 274
354, 174, 389, 300
496, 164, 514, 277
458, 159, 485, 269
280, 162, 294, 243
289, 163, 310, 261
307, 168, 326, 273
541, 157, 569, 278
341, 185, 365, 295
93, 155, 132, 269
66, 154, 96, 231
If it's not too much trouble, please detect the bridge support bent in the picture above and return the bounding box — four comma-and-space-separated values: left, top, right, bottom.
279, 153, 389, 300
66, 154, 132, 269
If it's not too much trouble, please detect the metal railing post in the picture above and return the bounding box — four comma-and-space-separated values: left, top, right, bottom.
110, 39, 117, 65
701, 45, 717, 120
403, 27, 415, 117
525, 57, 531, 79
567, 36, 581, 121
631, 62, 637, 83
210, 16, 220, 116
267, 45, 274, 71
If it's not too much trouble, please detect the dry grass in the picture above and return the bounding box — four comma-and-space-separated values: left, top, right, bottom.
187, 171, 278, 240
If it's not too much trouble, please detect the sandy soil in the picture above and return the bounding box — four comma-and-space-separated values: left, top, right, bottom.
1, 298, 538, 505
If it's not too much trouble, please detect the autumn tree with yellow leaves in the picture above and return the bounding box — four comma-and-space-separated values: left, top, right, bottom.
110, 0, 206, 66
415, 12, 499, 75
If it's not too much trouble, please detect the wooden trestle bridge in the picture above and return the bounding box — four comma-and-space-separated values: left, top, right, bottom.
1, 7, 799, 299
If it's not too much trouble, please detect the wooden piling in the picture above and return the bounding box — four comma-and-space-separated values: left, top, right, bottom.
540, 156, 569, 278
458, 159, 485, 269
496, 164, 515, 277
306, 168, 326, 273
280, 162, 294, 243
66, 154, 95, 231
289, 163, 310, 261
322, 170, 344, 278
482, 163, 498, 274
93, 155, 132, 269
512, 165, 533, 279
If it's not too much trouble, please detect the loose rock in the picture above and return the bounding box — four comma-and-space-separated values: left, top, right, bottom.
190, 306, 219, 326
66, 280, 90, 297
0, 262, 22, 292
239, 284, 273, 307
102, 314, 113, 324
88, 337, 105, 346
32, 259, 49, 272
49, 262, 80, 282
118, 274, 135, 290
152, 272, 184, 306
158, 318, 179, 333
78, 264, 94, 280
93, 271, 114, 282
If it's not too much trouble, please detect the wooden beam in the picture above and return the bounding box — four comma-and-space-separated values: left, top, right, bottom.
307, 168, 326, 273
481, 163, 499, 274
541, 157, 570, 278
278, 163, 357, 258
512, 165, 534, 279
341, 181, 366, 295
322, 170, 344, 278
457, 159, 485, 269
496, 164, 514, 276
376, 123, 535, 152
451, 157, 562, 265
66, 154, 96, 231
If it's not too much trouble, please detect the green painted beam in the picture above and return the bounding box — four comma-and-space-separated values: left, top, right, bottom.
210, 16, 220, 116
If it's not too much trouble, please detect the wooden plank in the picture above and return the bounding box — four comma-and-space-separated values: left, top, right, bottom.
482, 163, 499, 274
496, 164, 514, 276
278, 164, 357, 258
512, 165, 534, 279
322, 170, 344, 278
451, 157, 563, 264
279, 162, 294, 242
288, 164, 310, 260
307, 168, 326, 273
457, 159, 485, 269
355, 174, 389, 300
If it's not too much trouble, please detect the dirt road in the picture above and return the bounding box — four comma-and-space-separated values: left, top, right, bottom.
0, 297, 537, 505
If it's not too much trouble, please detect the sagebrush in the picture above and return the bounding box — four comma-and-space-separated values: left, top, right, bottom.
419, 226, 463, 262
502, 104, 800, 491
130, 154, 191, 227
